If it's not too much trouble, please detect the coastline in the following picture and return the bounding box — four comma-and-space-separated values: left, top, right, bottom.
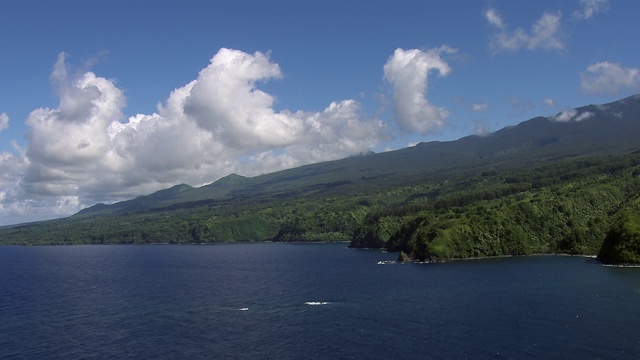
390, 252, 604, 265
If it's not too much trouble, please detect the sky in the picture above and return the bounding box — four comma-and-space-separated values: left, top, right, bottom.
1, 0, 639, 226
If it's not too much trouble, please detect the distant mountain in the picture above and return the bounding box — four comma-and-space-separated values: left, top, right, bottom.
77, 94, 640, 217
2, 95, 639, 265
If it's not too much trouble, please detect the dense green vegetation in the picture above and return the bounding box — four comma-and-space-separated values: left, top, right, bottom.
2, 153, 639, 263
598, 195, 640, 265
352, 154, 640, 261
1, 95, 639, 264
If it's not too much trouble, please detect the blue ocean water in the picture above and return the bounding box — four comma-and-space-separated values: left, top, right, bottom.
0, 243, 639, 359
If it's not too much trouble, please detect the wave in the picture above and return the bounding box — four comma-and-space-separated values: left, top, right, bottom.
304, 301, 329, 306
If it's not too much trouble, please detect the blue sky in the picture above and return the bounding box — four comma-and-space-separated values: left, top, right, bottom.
1, 0, 639, 225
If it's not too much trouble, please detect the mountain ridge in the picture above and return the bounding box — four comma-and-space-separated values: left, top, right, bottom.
2, 94, 639, 265
76, 94, 640, 217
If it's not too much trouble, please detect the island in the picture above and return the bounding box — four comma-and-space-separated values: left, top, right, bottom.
1, 95, 640, 265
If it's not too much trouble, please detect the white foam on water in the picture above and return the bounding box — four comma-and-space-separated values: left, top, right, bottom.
304, 301, 329, 306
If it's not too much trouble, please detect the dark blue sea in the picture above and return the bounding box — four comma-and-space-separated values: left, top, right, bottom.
1, 243, 639, 359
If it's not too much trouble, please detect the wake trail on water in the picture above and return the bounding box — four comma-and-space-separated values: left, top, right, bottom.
228, 301, 332, 312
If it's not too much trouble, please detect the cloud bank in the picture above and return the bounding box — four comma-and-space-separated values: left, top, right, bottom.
1, 48, 388, 224
581, 62, 640, 95
551, 109, 594, 122
383, 46, 456, 134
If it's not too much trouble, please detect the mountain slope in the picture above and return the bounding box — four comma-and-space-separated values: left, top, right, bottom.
77, 94, 640, 217
1, 94, 639, 262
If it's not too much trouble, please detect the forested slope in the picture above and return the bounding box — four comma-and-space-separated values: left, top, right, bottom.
1, 95, 639, 264
350, 154, 640, 261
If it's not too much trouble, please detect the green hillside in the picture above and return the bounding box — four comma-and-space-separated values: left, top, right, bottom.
1, 95, 640, 264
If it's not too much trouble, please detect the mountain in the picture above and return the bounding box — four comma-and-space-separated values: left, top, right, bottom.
75, 94, 640, 217
2, 95, 640, 263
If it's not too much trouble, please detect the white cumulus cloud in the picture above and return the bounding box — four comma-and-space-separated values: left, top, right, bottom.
485, 8, 564, 54
3, 48, 386, 224
553, 109, 578, 122
574, 111, 595, 122
473, 119, 490, 137
0, 113, 8, 133
573, 0, 609, 20
581, 62, 640, 95
383, 46, 456, 134
471, 103, 488, 112
0, 144, 38, 226
551, 109, 594, 122
544, 98, 556, 108
485, 9, 506, 29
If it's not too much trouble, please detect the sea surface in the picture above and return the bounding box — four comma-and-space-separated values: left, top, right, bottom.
1, 243, 639, 359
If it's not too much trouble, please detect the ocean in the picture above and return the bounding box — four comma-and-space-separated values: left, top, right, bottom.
1, 243, 639, 359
